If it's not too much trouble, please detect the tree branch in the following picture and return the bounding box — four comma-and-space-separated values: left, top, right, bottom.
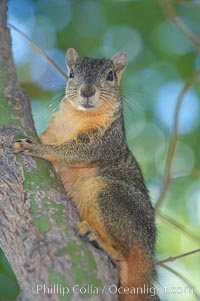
159, 0, 200, 51
157, 211, 200, 244
8, 23, 67, 79
160, 264, 200, 300
155, 69, 200, 210
157, 249, 200, 265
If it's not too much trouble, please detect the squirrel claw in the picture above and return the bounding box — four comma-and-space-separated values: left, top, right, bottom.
77, 221, 101, 249
16, 138, 33, 144
77, 220, 92, 237
13, 138, 36, 154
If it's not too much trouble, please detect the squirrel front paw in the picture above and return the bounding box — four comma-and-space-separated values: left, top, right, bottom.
13, 138, 37, 155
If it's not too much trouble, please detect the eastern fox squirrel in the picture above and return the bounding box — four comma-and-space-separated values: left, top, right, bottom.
14, 48, 160, 301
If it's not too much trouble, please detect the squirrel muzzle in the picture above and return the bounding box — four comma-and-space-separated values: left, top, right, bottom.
77, 83, 100, 110
80, 83, 96, 109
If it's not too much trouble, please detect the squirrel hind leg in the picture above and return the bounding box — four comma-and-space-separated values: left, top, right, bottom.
77, 220, 122, 270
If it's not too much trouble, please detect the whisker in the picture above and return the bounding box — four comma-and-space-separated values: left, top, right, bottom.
47, 93, 64, 114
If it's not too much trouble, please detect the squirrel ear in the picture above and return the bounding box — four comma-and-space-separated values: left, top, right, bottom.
66, 48, 79, 68
112, 52, 127, 81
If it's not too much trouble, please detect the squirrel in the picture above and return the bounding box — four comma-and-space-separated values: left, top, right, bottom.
14, 48, 160, 301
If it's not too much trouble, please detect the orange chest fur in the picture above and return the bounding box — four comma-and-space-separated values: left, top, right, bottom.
58, 164, 98, 197
57, 164, 105, 219
42, 101, 113, 143
40, 101, 112, 216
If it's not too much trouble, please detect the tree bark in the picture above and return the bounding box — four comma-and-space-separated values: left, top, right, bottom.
0, 1, 117, 300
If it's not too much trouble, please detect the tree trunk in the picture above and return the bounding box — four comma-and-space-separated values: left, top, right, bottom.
0, 1, 117, 300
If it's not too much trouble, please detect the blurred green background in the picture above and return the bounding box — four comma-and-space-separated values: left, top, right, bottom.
1, 0, 200, 300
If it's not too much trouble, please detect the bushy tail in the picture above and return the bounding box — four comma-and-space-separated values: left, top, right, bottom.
118, 246, 160, 301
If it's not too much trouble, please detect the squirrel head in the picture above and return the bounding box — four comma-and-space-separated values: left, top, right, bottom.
65, 48, 127, 112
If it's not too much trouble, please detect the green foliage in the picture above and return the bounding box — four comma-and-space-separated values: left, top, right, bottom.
0, 249, 20, 300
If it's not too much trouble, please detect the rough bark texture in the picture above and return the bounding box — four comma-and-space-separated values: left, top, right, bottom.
0, 1, 117, 300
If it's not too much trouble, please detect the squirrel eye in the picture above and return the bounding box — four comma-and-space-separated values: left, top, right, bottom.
69, 69, 74, 78
107, 70, 114, 81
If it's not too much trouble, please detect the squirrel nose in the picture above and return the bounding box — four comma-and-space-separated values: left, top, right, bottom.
80, 84, 96, 98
